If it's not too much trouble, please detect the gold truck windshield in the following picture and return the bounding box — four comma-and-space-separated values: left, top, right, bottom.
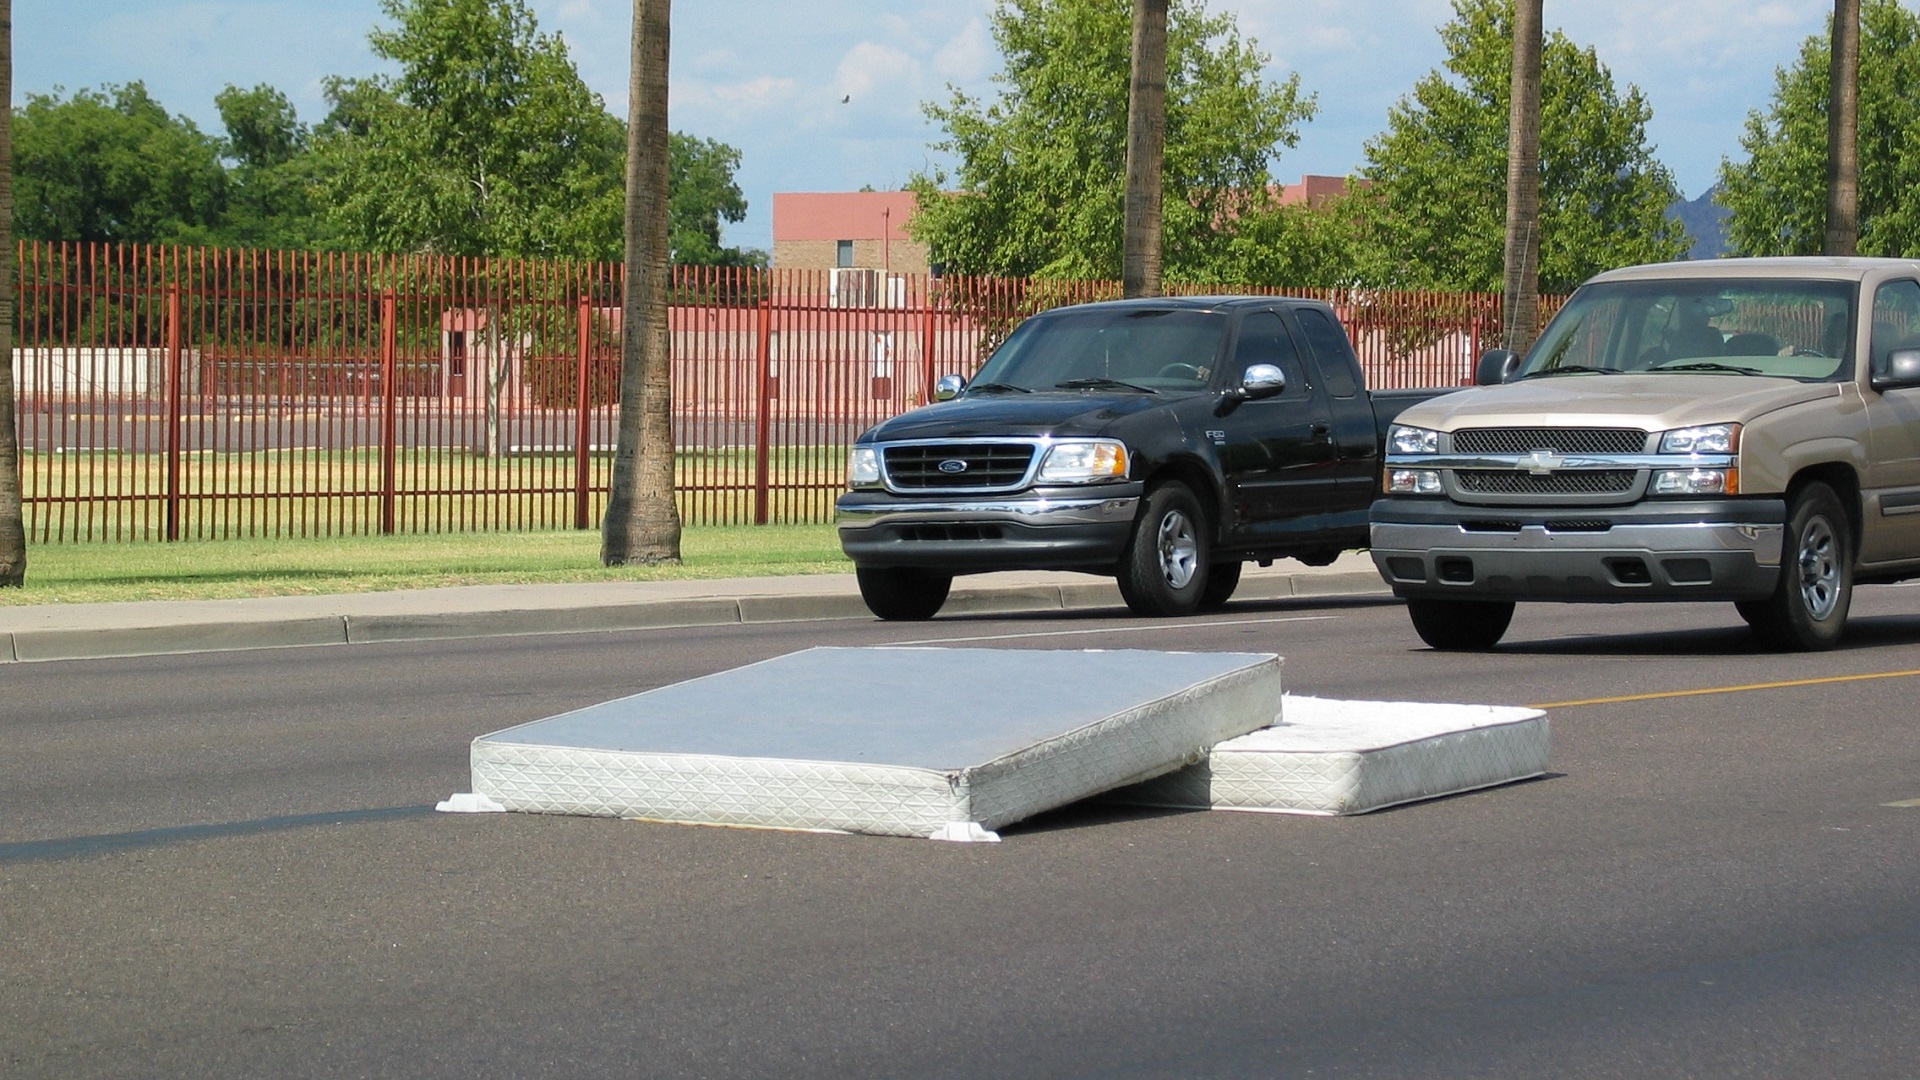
1521, 279, 1857, 382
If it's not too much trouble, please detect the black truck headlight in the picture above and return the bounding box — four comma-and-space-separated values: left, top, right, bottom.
1036, 439, 1129, 483
847, 446, 882, 488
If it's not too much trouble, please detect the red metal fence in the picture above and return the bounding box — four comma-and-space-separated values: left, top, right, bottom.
9, 241, 1546, 542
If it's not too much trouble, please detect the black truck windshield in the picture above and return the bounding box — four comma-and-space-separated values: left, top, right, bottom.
969, 308, 1229, 393
1520, 278, 1857, 383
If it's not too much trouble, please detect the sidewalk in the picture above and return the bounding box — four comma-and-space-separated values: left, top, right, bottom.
0, 552, 1390, 663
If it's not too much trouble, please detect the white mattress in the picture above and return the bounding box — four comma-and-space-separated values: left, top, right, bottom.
1113, 695, 1549, 816
452, 647, 1285, 841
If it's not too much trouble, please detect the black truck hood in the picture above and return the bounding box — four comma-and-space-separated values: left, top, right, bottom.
860, 391, 1177, 442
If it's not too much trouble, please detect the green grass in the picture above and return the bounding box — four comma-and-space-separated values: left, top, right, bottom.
22, 448, 846, 540
0, 525, 851, 605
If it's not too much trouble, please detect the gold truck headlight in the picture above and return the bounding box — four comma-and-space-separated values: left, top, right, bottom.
1386, 468, 1443, 494
1658, 423, 1739, 454
1036, 440, 1129, 483
1652, 468, 1737, 495
1388, 424, 1440, 455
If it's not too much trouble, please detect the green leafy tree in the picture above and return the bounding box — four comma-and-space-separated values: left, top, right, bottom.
12, 82, 228, 244
1719, 0, 1920, 257
213, 84, 326, 249
1214, 190, 1393, 289
1358, 0, 1685, 292
317, 0, 625, 259
669, 132, 763, 267
908, 0, 1314, 282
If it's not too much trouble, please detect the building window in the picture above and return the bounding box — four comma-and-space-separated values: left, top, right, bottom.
449, 331, 467, 377
836, 240, 854, 268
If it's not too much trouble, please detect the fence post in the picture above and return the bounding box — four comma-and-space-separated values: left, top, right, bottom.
380, 290, 398, 535
574, 295, 593, 530
753, 298, 773, 526
1469, 299, 1483, 386
921, 290, 936, 404
164, 283, 183, 541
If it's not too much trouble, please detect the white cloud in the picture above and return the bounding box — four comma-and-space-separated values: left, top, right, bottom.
673, 74, 801, 116
933, 19, 994, 81
835, 42, 921, 103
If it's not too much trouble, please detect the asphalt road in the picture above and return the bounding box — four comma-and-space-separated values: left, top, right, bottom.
7, 588, 1920, 1078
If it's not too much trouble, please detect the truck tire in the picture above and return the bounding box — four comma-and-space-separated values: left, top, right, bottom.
1736, 482, 1852, 651
856, 566, 952, 621
1405, 597, 1515, 651
1199, 561, 1242, 608
1117, 481, 1210, 617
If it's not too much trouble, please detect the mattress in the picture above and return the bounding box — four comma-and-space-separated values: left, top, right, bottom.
445, 646, 1285, 841
1113, 695, 1548, 816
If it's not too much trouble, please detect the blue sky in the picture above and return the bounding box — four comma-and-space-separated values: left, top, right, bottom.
14, 1, 1871, 252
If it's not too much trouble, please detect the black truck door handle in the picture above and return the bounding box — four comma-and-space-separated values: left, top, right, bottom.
1310, 421, 1331, 439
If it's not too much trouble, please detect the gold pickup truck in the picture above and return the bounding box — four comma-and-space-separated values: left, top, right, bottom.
1370, 257, 1920, 651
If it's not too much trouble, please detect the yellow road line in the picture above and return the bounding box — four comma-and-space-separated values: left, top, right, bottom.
1530, 668, 1920, 709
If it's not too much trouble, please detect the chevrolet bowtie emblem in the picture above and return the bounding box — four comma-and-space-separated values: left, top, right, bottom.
1523, 449, 1566, 475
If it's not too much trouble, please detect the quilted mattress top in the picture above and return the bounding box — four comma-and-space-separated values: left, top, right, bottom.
1214, 695, 1545, 754
478, 646, 1281, 771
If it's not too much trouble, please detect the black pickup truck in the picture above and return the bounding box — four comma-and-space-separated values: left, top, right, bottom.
836, 295, 1450, 619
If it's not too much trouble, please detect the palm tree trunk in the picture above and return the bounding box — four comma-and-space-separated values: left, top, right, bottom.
1824, 0, 1860, 256
1121, 0, 1167, 299
0, 0, 26, 587
602, 0, 681, 565
1500, 0, 1543, 355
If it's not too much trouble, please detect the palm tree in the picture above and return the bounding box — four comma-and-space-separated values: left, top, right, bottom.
0, 0, 26, 587
1121, 0, 1167, 299
602, 0, 682, 566
1501, 0, 1543, 355
1825, 0, 1860, 256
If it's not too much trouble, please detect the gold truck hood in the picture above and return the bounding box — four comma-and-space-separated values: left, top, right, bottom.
1402, 375, 1841, 433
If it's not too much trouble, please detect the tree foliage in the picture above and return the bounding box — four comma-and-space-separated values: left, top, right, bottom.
1719, 0, 1920, 257
1357, 0, 1685, 292
12, 82, 228, 244
908, 0, 1314, 282
669, 133, 761, 267
314, 0, 626, 259
9, 0, 761, 266
214, 84, 326, 249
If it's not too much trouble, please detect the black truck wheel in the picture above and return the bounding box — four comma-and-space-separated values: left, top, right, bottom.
1199, 560, 1242, 608
1117, 481, 1211, 617
1737, 482, 1852, 651
855, 566, 953, 621
1405, 597, 1515, 650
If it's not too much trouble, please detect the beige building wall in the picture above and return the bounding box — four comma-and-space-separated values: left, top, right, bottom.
774, 237, 930, 274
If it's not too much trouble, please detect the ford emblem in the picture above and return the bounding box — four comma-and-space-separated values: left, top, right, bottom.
937, 459, 969, 474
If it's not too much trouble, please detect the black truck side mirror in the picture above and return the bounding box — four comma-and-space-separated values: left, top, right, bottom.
1476, 348, 1522, 385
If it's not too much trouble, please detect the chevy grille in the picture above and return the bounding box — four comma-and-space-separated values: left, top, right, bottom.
1455, 470, 1637, 495
1453, 427, 1649, 455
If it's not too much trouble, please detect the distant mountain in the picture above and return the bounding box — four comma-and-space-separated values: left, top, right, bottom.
1668, 186, 1730, 259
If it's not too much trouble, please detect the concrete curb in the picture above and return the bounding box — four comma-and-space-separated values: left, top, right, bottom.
0, 566, 1394, 664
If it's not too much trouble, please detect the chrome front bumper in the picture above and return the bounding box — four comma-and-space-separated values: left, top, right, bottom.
835, 493, 1141, 530
836, 488, 1142, 571
1369, 517, 1786, 601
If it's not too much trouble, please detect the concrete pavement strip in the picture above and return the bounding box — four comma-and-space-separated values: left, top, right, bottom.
0, 554, 1390, 663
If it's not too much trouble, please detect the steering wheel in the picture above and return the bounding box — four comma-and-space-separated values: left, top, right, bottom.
1791, 347, 1827, 358
1156, 363, 1205, 380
